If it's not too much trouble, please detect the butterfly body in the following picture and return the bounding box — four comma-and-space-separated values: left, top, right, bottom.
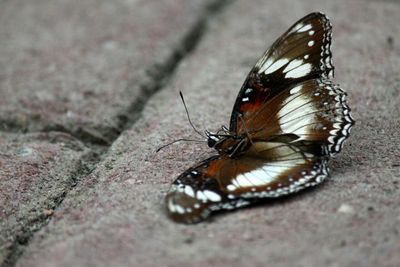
165, 13, 354, 224
206, 130, 249, 156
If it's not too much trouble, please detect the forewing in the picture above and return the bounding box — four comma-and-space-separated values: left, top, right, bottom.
165, 141, 328, 224
230, 12, 334, 132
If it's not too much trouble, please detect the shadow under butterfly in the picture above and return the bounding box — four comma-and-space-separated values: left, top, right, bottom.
164, 12, 355, 224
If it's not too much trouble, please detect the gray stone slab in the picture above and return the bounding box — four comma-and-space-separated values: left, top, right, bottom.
17, 0, 400, 266
0, 0, 222, 265
0, 0, 215, 144
0, 132, 93, 265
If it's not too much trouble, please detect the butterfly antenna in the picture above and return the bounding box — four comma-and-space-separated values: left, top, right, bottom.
179, 91, 206, 138
156, 138, 206, 153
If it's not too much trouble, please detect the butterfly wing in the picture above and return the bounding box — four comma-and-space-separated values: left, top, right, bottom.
243, 78, 354, 155
230, 12, 334, 132
166, 141, 328, 224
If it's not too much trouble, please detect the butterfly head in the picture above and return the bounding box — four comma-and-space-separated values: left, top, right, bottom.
205, 125, 231, 147
205, 129, 248, 157
205, 130, 222, 148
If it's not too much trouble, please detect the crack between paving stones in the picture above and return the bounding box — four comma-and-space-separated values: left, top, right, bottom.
1, 150, 99, 267
0, 0, 232, 148
120, 0, 233, 133
2, 1, 233, 266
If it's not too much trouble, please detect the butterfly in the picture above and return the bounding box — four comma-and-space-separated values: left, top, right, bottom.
164, 12, 354, 223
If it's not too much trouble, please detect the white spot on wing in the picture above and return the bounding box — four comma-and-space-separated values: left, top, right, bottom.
235, 170, 271, 187
290, 85, 302, 95
232, 160, 306, 189
285, 63, 312, 79
293, 23, 304, 32
168, 198, 176, 212
297, 24, 313, 33
308, 40, 315, 47
175, 205, 185, 214
283, 59, 304, 73
184, 186, 195, 197
278, 92, 317, 137
245, 88, 253, 94
258, 57, 274, 73
262, 58, 289, 74
203, 190, 221, 202
227, 184, 236, 191
240, 170, 272, 187
196, 191, 207, 202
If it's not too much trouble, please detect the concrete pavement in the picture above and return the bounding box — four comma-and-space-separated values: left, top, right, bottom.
1, 0, 399, 266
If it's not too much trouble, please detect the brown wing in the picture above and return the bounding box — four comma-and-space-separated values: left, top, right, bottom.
165, 141, 328, 224
230, 12, 334, 132
242, 78, 354, 155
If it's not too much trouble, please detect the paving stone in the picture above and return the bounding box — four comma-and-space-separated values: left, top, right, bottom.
0, 0, 216, 144
0, 132, 92, 265
0, 0, 222, 265
15, 0, 400, 267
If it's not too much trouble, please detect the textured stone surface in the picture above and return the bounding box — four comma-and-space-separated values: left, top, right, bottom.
0, 132, 92, 265
3, 0, 400, 266
0, 0, 222, 266
0, 0, 212, 144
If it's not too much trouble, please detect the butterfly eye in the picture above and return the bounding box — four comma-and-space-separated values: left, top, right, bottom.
205, 130, 220, 148
207, 135, 219, 148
